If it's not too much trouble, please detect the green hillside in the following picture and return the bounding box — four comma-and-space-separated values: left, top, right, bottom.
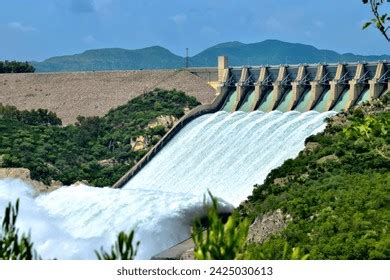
0, 89, 200, 187
32, 40, 390, 72
33, 46, 184, 72
240, 94, 390, 259
192, 40, 390, 66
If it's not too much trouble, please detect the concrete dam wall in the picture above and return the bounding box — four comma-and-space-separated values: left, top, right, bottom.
190, 56, 390, 113
113, 57, 389, 189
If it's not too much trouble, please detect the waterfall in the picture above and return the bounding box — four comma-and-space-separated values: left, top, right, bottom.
0, 110, 335, 259
124, 111, 335, 205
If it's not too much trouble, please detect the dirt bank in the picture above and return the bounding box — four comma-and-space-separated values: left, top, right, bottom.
0, 70, 215, 124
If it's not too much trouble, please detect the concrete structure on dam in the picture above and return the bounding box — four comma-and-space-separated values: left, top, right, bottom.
113, 57, 389, 189
189, 56, 390, 113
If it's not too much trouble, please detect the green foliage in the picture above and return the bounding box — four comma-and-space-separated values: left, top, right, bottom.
0, 61, 35, 73
362, 0, 390, 42
344, 114, 389, 159
192, 193, 308, 260
241, 95, 390, 259
0, 199, 38, 260
344, 115, 388, 141
245, 242, 309, 260
192, 192, 250, 260
95, 231, 139, 260
0, 89, 200, 187
0, 103, 62, 126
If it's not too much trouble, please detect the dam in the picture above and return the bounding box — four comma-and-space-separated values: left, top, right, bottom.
190, 56, 390, 113
0, 57, 388, 260
113, 57, 390, 189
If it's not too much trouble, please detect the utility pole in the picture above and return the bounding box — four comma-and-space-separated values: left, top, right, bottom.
185, 48, 189, 68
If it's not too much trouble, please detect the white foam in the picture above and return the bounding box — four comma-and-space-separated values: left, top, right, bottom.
125, 111, 335, 205
0, 111, 334, 259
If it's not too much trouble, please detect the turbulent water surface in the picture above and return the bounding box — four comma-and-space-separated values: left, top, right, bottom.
0, 110, 335, 259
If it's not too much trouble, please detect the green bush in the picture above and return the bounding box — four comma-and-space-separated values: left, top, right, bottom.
0, 199, 38, 260
192, 193, 308, 260
245, 242, 309, 260
0, 103, 62, 125
192, 192, 249, 260
96, 231, 139, 260
0, 61, 35, 73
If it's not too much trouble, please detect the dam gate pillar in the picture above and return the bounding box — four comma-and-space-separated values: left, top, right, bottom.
216, 56, 230, 96
270, 66, 290, 111
347, 64, 370, 109
234, 67, 253, 111
368, 62, 388, 99
328, 64, 348, 110
290, 65, 310, 111
253, 67, 272, 111
307, 64, 329, 111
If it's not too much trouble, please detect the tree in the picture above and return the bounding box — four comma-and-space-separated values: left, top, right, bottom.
192, 192, 249, 260
0, 61, 35, 73
362, 0, 390, 42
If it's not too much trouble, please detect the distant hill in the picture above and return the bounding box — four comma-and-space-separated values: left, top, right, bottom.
191, 40, 390, 66
32, 40, 390, 72
33, 46, 184, 72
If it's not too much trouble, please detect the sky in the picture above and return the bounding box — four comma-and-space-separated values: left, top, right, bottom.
1, 0, 390, 61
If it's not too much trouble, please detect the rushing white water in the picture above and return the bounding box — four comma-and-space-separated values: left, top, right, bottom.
124, 111, 335, 205
0, 179, 232, 259
0, 110, 335, 259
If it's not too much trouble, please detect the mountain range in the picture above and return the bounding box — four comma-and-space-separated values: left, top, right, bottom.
32, 40, 390, 72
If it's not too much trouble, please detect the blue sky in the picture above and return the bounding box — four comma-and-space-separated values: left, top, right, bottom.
1, 0, 389, 61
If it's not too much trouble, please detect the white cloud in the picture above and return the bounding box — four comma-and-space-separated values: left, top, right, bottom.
7, 22, 36, 32
170, 14, 187, 24
82, 35, 97, 44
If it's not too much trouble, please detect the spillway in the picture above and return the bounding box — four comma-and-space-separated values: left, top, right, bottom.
294, 90, 312, 112
0, 110, 335, 259
313, 89, 332, 112
356, 88, 370, 105
257, 90, 274, 112
123, 111, 335, 205
238, 89, 256, 112
221, 90, 238, 112
332, 89, 350, 111
275, 90, 293, 112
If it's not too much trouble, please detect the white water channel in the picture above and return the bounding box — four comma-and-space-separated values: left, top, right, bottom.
0, 110, 335, 259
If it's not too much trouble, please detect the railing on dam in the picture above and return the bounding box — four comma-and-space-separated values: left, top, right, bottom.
112, 57, 389, 188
